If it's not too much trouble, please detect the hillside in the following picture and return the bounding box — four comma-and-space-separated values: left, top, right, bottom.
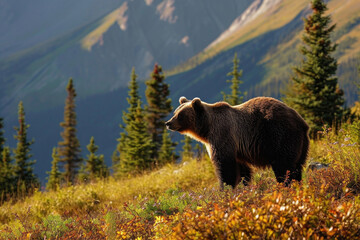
0, 0, 123, 59
1, 126, 360, 238
167, 0, 360, 104
0, 0, 253, 117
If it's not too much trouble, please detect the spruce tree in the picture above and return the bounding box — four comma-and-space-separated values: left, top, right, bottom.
46, 148, 61, 191
13, 101, 38, 192
115, 68, 153, 175
145, 64, 173, 159
58, 78, 82, 185
284, 0, 345, 137
222, 53, 245, 105
119, 100, 153, 174
84, 136, 108, 179
158, 128, 177, 165
194, 143, 207, 161
0, 147, 14, 200
114, 68, 140, 172
181, 136, 193, 160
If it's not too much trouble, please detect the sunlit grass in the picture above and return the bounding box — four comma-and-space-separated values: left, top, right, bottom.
1, 123, 360, 238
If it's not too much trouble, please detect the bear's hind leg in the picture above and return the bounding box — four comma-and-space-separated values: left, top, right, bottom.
271, 163, 295, 186
236, 162, 252, 187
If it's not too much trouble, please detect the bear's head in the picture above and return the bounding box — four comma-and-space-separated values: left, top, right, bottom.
165, 96, 209, 142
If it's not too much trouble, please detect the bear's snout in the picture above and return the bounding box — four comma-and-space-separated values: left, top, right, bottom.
165, 120, 175, 130
165, 119, 180, 131
165, 120, 171, 129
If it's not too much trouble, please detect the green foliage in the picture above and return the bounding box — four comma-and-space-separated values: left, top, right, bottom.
13, 101, 38, 192
145, 64, 173, 160
80, 136, 109, 182
58, 78, 82, 185
158, 128, 178, 166
222, 53, 245, 105
46, 148, 61, 191
0, 147, 15, 201
194, 143, 208, 161
104, 211, 117, 239
120, 100, 154, 174
42, 214, 72, 239
284, 0, 346, 137
115, 68, 154, 176
181, 136, 193, 160
123, 67, 140, 125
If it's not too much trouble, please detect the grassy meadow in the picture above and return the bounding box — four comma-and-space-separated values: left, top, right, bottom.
1, 125, 360, 239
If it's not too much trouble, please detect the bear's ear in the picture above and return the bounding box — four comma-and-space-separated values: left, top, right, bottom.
179, 96, 189, 104
191, 98, 203, 111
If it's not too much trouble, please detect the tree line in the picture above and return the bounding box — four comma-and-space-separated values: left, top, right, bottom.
0, 0, 359, 202
0, 63, 203, 202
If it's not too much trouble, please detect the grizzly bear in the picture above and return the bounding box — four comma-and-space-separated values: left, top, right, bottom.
165, 96, 309, 189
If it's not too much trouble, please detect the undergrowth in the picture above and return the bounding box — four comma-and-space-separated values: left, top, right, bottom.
1, 125, 360, 239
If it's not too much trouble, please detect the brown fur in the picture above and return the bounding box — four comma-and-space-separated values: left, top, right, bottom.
166, 97, 309, 189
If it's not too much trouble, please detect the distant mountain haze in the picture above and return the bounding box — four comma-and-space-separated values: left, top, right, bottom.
0, 0, 124, 59
0, 0, 253, 116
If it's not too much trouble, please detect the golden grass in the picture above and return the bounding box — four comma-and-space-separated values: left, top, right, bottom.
2, 124, 360, 238
0, 159, 216, 226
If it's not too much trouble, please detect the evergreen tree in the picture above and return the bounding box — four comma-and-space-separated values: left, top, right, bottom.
0, 118, 4, 154
195, 143, 207, 161
181, 136, 193, 160
13, 101, 38, 191
145, 64, 173, 159
284, 0, 345, 137
124, 67, 141, 125
119, 100, 153, 174
222, 53, 245, 105
83, 136, 108, 179
58, 78, 82, 185
114, 68, 140, 172
46, 148, 61, 191
115, 68, 153, 175
0, 147, 14, 200
158, 128, 177, 165
111, 150, 121, 177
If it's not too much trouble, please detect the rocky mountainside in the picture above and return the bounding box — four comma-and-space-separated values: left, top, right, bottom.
0, 0, 253, 116
167, 0, 360, 104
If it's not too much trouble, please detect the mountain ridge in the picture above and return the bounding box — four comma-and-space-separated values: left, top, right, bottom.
0, 0, 253, 117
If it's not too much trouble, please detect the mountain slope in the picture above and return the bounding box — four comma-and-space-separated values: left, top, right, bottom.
167, 0, 360, 104
0, 0, 253, 117
0, 0, 124, 59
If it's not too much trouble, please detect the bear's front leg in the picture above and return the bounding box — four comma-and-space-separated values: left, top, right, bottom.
212, 150, 237, 189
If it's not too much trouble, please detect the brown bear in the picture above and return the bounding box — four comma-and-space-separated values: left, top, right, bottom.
165, 96, 309, 189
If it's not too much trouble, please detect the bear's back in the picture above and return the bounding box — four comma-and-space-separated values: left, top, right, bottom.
234, 97, 308, 131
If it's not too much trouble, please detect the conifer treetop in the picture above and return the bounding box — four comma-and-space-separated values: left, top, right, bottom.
284, 0, 346, 137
